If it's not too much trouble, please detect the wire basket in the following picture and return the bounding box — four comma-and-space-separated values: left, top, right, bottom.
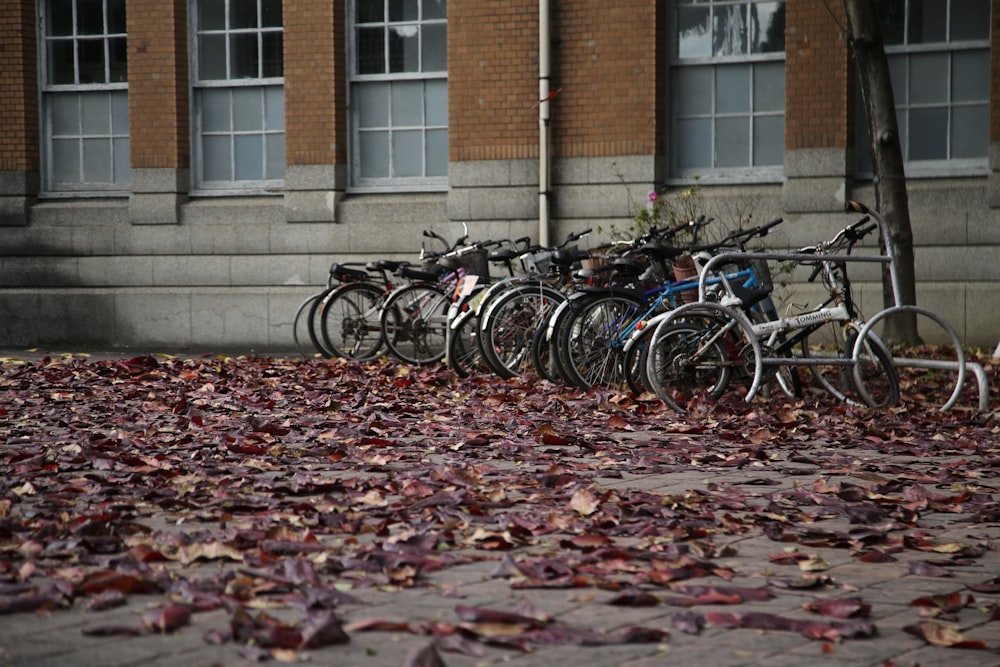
521, 249, 554, 275
440, 247, 491, 279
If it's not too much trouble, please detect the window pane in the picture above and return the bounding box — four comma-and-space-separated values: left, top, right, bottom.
715, 117, 749, 166
422, 24, 447, 71
264, 87, 284, 130
357, 27, 385, 74
678, 6, 711, 58
266, 133, 285, 178
108, 36, 127, 83
714, 4, 747, 56
262, 32, 282, 77
111, 91, 129, 133
751, 1, 784, 54
675, 66, 712, 116
53, 139, 81, 183
360, 131, 389, 178
50, 0, 74, 36
202, 89, 232, 132
231, 33, 260, 78
951, 105, 987, 159
199, 34, 228, 80
200, 0, 226, 30
107, 0, 126, 34
113, 137, 129, 183
677, 118, 712, 169
875, 0, 905, 45
424, 0, 446, 20
234, 88, 263, 131
77, 0, 105, 35
389, 0, 419, 22
909, 53, 946, 104
230, 0, 258, 29
392, 130, 422, 176
49, 41, 76, 85
83, 138, 111, 181
234, 135, 263, 179
82, 93, 110, 134
203, 135, 232, 180
753, 62, 783, 112
950, 0, 989, 41
888, 54, 906, 103
52, 95, 79, 135
908, 0, 946, 44
357, 0, 383, 23
391, 81, 423, 126
952, 50, 987, 103
357, 84, 389, 127
262, 0, 282, 28
716, 64, 749, 114
753, 114, 783, 166
389, 25, 420, 73
425, 79, 447, 126
908, 107, 947, 160
78, 39, 107, 84
426, 128, 447, 176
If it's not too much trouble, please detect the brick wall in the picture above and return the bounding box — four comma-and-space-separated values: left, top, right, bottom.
128, 0, 189, 170
0, 0, 38, 172
785, 0, 850, 151
284, 0, 345, 166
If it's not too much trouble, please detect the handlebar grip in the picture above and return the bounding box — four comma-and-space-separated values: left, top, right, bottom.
845, 200, 869, 214
760, 217, 784, 235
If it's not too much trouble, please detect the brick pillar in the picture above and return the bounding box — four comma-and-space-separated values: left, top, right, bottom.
127, 0, 189, 224
0, 0, 39, 226
283, 0, 345, 222
783, 0, 852, 212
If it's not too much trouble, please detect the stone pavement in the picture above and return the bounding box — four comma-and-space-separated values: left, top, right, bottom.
1, 349, 998, 667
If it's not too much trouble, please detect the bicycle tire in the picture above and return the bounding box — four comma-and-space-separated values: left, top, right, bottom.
292, 290, 329, 356
478, 282, 566, 379
845, 330, 900, 407
623, 324, 654, 395
446, 309, 491, 378
380, 282, 451, 365
557, 291, 647, 390
317, 281, 386, 360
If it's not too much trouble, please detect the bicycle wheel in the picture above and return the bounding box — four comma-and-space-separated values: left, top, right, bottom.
795, 321, 852, 402
645, 310, 740, 411
380, 283, 451, 365
292, 290, 328, 356
478, 283, 565, 379
623, 324, 654, 395
558, 291, 647, 390
446, 310, 491, 378
317, 282, 386, 360
846, 330, 899, 407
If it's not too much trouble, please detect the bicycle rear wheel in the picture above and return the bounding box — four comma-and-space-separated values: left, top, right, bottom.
478, 283, 565, 379
380, 283, 450, 365
318, 282, 386, 360
292, 289, 328, 356
558, 292, 646, 390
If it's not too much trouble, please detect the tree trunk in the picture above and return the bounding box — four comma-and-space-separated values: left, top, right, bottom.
842, 0, 920, 344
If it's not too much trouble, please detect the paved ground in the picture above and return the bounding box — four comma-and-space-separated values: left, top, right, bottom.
1, 349, 998, 667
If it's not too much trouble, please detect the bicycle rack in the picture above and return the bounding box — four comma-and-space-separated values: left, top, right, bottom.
687, 201, 990, 413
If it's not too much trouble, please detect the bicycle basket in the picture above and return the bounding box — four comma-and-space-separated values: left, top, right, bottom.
521, 249, 553, 275
441, 248, 490, 279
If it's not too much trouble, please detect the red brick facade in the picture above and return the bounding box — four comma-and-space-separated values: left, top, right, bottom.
0, 0, 38, 173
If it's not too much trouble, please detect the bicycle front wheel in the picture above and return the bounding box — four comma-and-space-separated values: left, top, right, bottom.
318, 282, 386, 360
478, 283, 565, 379
847, 330, 899, 407
558, 292, 646, 390
380, 283, 451, 365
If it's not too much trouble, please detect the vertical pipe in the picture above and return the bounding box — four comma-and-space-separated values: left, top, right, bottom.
538, 0, 551, 246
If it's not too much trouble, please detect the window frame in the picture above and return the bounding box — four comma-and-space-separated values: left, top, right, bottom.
38, 0, 130, 196
668, 0, 786, 185
188, 0, 285, 196
856, 0, 990, 179
347, 0, 449, 193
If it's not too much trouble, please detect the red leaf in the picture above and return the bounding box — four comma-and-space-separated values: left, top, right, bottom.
142, 605, 192, 633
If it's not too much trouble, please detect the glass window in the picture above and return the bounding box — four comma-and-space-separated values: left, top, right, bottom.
349, 0, 448, 190
40, 0, 129, 193
857, 0, 989, 176
670, 1, 785, 182
192, 0, 285, 191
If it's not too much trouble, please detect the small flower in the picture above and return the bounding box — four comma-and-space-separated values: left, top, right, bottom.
648, 191, 658, 203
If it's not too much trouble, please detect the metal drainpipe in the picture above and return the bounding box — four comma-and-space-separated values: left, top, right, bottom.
538, 0, 551, 247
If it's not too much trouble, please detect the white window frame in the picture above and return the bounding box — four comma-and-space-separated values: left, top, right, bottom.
347, 0, 448, 193
189, 0, 285, 195
856, 0, 990, 179
38, 0, 130, 196
668, 0, 786, 185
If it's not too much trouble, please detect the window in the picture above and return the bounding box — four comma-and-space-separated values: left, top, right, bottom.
191, 0, 284, 192
40, 0, 129, 193
857, 0, 990, 177
669, 0, 786, 183
348, 0, 448, 191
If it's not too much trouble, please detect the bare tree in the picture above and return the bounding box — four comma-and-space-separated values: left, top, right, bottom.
842, 0, 920, 343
